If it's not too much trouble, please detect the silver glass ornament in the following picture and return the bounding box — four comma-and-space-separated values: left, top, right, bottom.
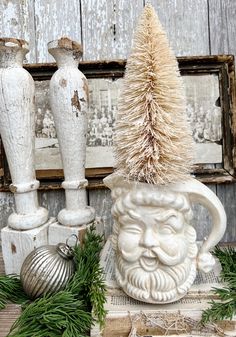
20, 242, 75, 299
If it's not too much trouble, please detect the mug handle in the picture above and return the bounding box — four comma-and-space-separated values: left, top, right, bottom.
172, 177, 227, 273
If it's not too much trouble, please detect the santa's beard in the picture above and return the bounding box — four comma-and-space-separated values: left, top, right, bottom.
115, 247, 197, 303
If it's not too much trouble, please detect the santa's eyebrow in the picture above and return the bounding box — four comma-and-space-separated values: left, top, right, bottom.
119, 213, 145, 228
153, 210, 178, 221
152, 211, 183, 230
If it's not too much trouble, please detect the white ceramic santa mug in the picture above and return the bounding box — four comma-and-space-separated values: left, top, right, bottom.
104, 174, 226, 304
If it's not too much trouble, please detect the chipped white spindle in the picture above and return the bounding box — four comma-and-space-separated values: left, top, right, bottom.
48, 37, 95, 230
0, 38, 48, 230
0, 38, 50, 274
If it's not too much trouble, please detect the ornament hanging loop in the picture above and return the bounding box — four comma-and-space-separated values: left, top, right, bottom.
66, 234, 79, 248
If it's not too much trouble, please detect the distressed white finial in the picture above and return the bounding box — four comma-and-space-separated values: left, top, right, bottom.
0, 38, 48, 230
48, 37, 95, 226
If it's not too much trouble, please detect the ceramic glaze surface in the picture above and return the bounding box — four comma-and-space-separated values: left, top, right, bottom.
104, 174, 226, 303
48, 38, 95, 226
0, 38, 48, 230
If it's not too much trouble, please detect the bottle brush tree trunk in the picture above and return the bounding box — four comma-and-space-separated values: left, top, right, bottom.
114, 4, 193, 185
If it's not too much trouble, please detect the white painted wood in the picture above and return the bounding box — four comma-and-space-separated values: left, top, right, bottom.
81, 0, 144, 60
208, 0, 236, 244
216, 183, 236, 243
39, 190, 65, 218
0, 0, 36, 63
0, 38, 48, 230
34, 0, 82, 62
0, 0, 235, 244
89, 189, 113, 238
48, 222, 88, 246
0, 192, 14, 236
147, 0, 210, 56
209, 0, 236, 55
1, 217, 55, 275
191, 184, 217, 241
48, 38, 95, 226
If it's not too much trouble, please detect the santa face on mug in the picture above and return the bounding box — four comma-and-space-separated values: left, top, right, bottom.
112, 189, 198, 303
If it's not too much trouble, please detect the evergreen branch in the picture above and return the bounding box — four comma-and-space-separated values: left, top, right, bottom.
0, 224, 106, 336
8, 291, 92, 337
201, 298, 236, 324
213, 246, 236, 275
201, 246, 236, 324
89, 261, 107, 326
0, 274, 28, 310
67, 225, 107, 326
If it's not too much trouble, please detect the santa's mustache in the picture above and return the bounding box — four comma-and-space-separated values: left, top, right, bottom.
120, 246, 184, 266
152, 247, 184, 266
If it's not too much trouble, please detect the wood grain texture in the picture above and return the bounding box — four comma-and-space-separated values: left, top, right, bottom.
0, 0, 235, 242
0, 304, 21, 337
89, 188, 113, 238
0, 192, 14, 238
208, 0, 236, 243
192, 184, 217, 241
0, 0, 36, 63
0, 252, 5, 275
147, 0, 210, 56
208, 0, 236, 55
38, 190, 65, 218
216, 183, 236, 242
80, 0, 144, 60
34, 0, 82, 62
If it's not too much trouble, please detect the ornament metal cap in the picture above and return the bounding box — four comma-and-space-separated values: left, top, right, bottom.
56, 243, 74, 259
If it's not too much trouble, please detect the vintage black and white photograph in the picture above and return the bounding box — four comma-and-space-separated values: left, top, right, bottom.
34, 73, 222, 171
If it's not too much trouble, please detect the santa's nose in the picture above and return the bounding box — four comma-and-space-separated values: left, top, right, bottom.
140, 228, 158, 248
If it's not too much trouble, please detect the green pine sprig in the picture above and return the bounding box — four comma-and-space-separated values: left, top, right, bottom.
0, 274, 28, 310
67, 226, 107, 326
0, 224, 106, 336
201, 246, 236, 324
8, 291, 92, 337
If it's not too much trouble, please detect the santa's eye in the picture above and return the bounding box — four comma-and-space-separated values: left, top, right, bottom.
160, 225, 176, 235
122, 226, 142, 234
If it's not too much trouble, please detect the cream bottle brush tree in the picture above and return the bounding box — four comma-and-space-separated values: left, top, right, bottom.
114, 4, 193, 185
104, 5, 226, 304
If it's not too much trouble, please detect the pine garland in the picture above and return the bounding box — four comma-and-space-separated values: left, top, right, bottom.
0, 225, 106, 336
9, 292, 92, 337
114, 4, 193, 185
0, 274, 28, 310
201, 246, 236, 324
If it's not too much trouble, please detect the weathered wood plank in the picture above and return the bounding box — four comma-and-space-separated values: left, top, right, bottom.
0, 192, 14, 238
38, 190, 65, 218
216, 183, 236, 242
192, 184, 218, 241
88, 188, 113, 239
0, 252, 5, 275
0, 0, 36, 63
80, 0, 144, 61
0, 304, 21, 337
0, 0, 234, 246
208, 0, 236, 244
34, 0, 82, 62
209, 0, 236, 55
147, 0, 210, 56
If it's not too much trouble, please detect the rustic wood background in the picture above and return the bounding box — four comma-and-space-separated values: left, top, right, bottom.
0, 0, 235, 243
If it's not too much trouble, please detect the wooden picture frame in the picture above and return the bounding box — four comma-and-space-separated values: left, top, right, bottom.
0, 55, 235, 190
